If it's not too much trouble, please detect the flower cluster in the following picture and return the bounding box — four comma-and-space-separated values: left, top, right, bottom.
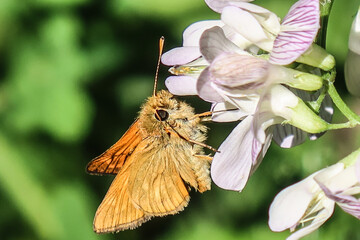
161, 0, 360, 239
162, 0, 334, 192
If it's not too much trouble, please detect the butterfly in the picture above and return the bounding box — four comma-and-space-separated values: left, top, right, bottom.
86, 37, 214, 233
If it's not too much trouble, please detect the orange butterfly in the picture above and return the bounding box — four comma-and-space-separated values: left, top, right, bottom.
86, 37, 214, 233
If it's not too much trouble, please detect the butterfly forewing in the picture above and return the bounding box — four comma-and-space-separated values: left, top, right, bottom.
87, 120, 142, 175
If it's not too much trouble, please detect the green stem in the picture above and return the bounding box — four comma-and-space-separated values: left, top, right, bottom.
328, 82, 360, 123
317, 0, 335, 48
308, 87, 327, 113
327, 121, 357, 130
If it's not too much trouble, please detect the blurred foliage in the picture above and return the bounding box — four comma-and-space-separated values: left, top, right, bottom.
0, 0, 360, 240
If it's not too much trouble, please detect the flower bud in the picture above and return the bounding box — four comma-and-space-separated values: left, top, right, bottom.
345, 7, 360, 97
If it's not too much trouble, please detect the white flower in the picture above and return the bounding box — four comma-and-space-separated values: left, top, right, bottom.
162, 0, 334, 193
269, 157, 360, 240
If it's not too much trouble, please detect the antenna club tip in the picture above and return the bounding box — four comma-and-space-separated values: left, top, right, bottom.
159, 36, 165, 47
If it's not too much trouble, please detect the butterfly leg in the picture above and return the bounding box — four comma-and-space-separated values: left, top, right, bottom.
194, 154, 213, 162
186, 138, 219, 153
165, 123, 218, 152
190, 111, 212, 122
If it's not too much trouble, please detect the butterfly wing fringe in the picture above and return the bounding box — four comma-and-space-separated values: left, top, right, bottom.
87, 120, 142, 175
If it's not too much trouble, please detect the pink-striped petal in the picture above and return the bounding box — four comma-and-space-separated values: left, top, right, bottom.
165, 76, 198, 95
269, 0, 320, 65
317, 181, 360, 219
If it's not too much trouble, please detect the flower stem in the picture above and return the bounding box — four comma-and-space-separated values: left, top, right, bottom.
326, 121, 357, 130
308, 87, 327, 112
317, 0, 335, 48
328, 82, 360, 123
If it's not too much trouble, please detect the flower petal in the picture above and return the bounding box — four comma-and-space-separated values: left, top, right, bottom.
210, 53, 269, 89
205, 0, 255, 13
230, 2, 281, 36
229, 94, 259, 113
222, 25, 254, 50
161, 46, 201, 66
357, 158, 360, 183
183, 20, 225, 46
269, 175, 319, 232
200, 26, 244, 62
317, 181, 360, 219
210, 115, 255, 191
253, 109, 278, 144
348, 7, 360, 54
314, 163, 344, 184
337, 198, 360, 219
269, 0, 320, 65
250, 128, 272, 172
211, 102, 248, 122
165, 76, 198, 95
319, 163, 358, 194
221, 6, 270, 49
286, 199, 334, 240
197, 68, 224, 102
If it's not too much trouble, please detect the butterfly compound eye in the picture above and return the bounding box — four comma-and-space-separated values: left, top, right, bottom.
155, 109, 169, 121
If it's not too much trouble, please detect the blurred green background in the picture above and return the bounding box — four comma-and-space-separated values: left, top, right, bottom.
1, 0, 360, 239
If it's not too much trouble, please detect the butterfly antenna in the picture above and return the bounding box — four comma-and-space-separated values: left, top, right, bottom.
153, 36, 165, 96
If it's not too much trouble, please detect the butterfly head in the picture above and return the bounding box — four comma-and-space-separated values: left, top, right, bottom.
139, 90, 203, 138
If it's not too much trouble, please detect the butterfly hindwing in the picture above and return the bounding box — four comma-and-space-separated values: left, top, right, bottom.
93, 157, 149, 233
128, 140, 190, 216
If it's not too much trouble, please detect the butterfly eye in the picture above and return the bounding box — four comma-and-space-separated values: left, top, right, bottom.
155, 109, 169, 121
